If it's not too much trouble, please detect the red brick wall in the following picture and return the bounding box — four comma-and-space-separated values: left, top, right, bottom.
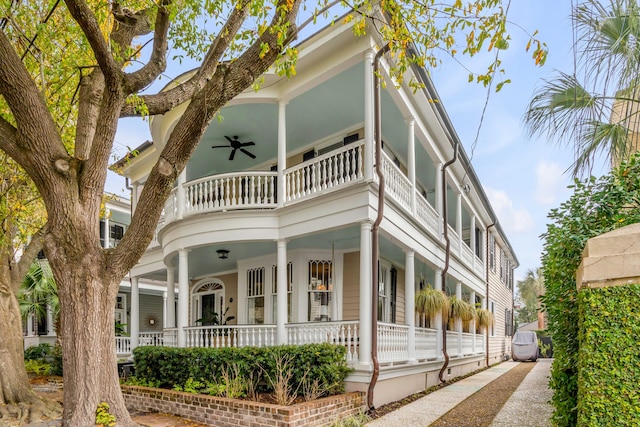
122, 386, 366, 427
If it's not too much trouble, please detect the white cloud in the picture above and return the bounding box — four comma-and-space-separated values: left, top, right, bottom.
534, 161, 565, 206
484, 187, 534, 233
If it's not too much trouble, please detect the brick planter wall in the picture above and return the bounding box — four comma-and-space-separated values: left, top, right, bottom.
122, 386, 366, 427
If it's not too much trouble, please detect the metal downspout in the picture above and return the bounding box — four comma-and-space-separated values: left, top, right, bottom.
486, 223, 495, 367
367, 43, 390, 410
437, 142, 458, 383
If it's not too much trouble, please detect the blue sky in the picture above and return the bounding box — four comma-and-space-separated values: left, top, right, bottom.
109, 1, 606, 283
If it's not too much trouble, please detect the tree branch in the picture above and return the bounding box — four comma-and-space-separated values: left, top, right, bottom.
108, 0, 300, 278
0, 116, 25, 167
11, 225, 47, 292
63, 0, 121, 85
120, 0, 252, 117
123, 0, 172, 93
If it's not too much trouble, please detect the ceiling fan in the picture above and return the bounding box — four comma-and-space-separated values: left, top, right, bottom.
212, 136, 256, 161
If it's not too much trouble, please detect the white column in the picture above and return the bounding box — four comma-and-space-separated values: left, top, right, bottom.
456, 282, 462, 356
130, 276, 140, 350
46, 303, 55, 336
103, 212, 110, 249
406, 118, 416, 215
405, 250, 416, 363
166, 266, 176, 328
470, 215, 476, 255
363, 50, 375, 181
435, 162, 443, 235
277, 100, 287, 208
132, 182, 139, 214
178, 249, 190, 347
358, 221, 372, 368
456, 193, 462, 250
276, 239, 288, 344
176, 170, 186, 220
434, 267, 443, 359
470, 290, 476, 354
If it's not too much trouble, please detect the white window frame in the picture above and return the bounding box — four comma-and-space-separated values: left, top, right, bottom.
190, 278, 226, 325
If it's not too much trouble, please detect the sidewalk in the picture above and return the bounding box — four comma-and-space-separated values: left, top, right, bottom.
367, 360, 553, 427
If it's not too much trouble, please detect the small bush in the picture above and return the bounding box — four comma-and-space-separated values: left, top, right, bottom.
49, 344, 63, 376
24, 359, 52, 376
24, 343, 52, 361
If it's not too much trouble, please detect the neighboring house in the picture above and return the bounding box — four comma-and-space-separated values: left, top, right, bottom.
111, 15, 516, 406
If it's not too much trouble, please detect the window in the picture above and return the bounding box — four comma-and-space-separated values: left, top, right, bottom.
115, 293, 127, 334
271, 263, 293, 323
99, 220, 126, 248
247, 267, 265, 324
474, 226, 483, 259
377, 262, 397, 322
191, 280, 225, 325
308, 260, 333, 321
505, 308, 513, 336
489, 301, 496, 337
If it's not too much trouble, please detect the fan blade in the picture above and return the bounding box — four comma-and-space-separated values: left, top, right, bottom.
211, 145, 230, 148
229, 149, 236, 161
241, 141, 255, 147
224, 135, 234, 143
240, 148, 256, 159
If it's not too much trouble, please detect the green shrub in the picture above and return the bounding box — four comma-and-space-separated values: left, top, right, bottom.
49, 344, 63, 376
24, 343, 52, 361
576, 284, 640, 427
132, 343, 352, 400
541, 154, 640, 426
24, 359, 51, 376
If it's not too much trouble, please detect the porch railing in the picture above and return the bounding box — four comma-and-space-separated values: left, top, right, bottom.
415, 327, 439, 360
286, 321, 359, 362
415, 194, 439, 238
379, 152, 412, 212
377, 322, 409, 363
474, 333, 485, 353
285, 141, 364, 203
115, 336, 131, 355
184, 324, 277, 348
446, 331, 459, 358
185, 172, 277, 215
163, 328, 178, 347
139, 331, 165, 347
461, 332, 474, 355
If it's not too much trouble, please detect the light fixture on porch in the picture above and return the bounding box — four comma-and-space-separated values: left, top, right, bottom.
216, 249, 230, 259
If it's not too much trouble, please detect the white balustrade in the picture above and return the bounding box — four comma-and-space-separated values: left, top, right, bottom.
377, 322, 409, 363
415, 195, 439, 237
446, 331, 459, 358
285, 142, 364, 203
184, 172, 277, 215
461, 332, 474, 355
184, 325, 277, 349
163, 328, 178, 347
115, 336, 131, 355
447, 225, 460, 254
139, 331, 165, 347
415, 327, 439, 360
164, 189, 177, 224
286, 321, 359, 363
461, 243, 474, 265
380, 151, 412, 211
474, 333, 485, 353
474, 256, 484, 277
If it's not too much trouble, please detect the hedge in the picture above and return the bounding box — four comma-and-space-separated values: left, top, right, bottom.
132, 343, 352, 397
577, 284, 640, 427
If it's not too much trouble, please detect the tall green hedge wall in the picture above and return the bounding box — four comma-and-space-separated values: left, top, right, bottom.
577, 284, 640, 427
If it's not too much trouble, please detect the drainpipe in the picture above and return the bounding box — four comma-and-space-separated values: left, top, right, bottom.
367, 43, 390, 410
437, 141, 458, 383
486, 223, 495, 366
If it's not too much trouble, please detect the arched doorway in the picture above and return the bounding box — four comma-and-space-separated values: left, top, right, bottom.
191, 278, 226, 325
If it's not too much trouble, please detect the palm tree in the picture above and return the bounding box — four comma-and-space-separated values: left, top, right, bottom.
524, 0, 640, 177
516, 268, 545, 327
18, 260, 59, 337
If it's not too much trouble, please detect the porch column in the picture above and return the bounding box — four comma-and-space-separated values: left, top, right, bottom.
166, 266, 176, 328
456, 193, 462, 251
176, 170, 186, 220
132, 182, 139, 214
277, 100, 287, 208
46, 303, 55, 336
177, 249, 190, 347
103, 212, 110, 249
435, 162, 443, 236
130, 276, 140, 350
456, 282, 462, 356
276, 239, 288, 344
470, 290, 476, 354
404, 250, 416, 363
406, 118, 416, 215
363, 49, 375, 181
359, 221, 372, 368
434, 267, 443, 359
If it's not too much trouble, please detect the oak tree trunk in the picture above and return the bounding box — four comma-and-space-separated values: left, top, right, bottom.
0, 280, 60, 424
45, 207, 136, 426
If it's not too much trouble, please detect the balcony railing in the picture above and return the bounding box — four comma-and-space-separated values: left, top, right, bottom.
285, 141, 364, 203
416, 327, 439, 361
287, 321, 359, 362
379, 152, 412, 212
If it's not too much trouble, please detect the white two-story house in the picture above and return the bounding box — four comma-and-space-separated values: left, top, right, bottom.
112, 15, 518, 407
